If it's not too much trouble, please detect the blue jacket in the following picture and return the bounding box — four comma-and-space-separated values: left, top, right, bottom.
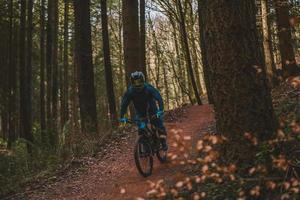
120, 83, 164, 118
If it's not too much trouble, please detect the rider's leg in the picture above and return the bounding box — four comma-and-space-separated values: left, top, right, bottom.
151, 117, 168, 151
137, 119, 150, 154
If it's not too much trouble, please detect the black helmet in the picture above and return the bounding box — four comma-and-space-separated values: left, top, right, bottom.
130, 71, 145, 89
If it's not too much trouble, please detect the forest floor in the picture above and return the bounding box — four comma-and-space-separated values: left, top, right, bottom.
6, 105, 215, 200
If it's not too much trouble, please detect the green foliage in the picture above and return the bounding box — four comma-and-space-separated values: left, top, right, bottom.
0, 138, 62, 197
0, 141, 28, 196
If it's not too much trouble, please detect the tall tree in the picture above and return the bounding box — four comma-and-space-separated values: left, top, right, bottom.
100, 0, 118, 125
61, 0, 70, 129
274, 0, 300, 77
74, 0, 98, 134
26, 0, 34, 149
176, 0, 202, 105
122, 0, 140, 116
8, 0, 17, 147
19, 0, 26, 140
51, 0, 59, 143
261, 0, 277, 87
19, 0, 34, 152
40, 0, 46, 143
46, 0, 53, 140
122, 0, 140, 85
46, 0, 59, 146
139, 0, 147, 79
198, 0, 213, 104
203, 0, 277, 160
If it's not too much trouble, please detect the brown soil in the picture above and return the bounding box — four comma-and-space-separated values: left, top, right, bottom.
20, 105, 214, 200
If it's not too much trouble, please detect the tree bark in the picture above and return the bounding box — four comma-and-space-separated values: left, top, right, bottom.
101, 0, 118, 126
139, 0, 147, 79
203, 0, 277, 160
74, 0, 98, 134
19, 0, 27, 141
149, 16, 161, 89
122, 0, 140, 116
177, 0, 202, 105
46, 0, 53, 141
40, 0, 46, 143
274, 0, 300, 78
122, 0, 140, 85
198, 0, 213, 104
61, 0, 70, 129
163, 66, 170, 110
261, 0, 278, 87
8, 0, 17, 148
52, 0, 59, 143
24, 0, 34, 152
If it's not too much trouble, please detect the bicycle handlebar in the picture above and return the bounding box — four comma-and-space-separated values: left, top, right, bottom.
122, 114, 159, 125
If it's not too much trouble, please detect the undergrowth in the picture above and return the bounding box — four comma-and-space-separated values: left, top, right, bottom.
0, 123, 115, 198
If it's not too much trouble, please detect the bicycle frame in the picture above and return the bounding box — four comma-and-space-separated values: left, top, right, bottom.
128, 117, 161, 154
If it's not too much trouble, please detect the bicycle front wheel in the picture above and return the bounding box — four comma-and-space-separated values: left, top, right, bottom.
134, 138, 153, 177
156, 145, 167, 163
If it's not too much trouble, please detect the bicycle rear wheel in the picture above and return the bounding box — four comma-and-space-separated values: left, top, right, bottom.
134, 138, 153, 177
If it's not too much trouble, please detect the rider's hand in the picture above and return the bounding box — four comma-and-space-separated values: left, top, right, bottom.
119, 117, 128, 124
156, 110, 164, 118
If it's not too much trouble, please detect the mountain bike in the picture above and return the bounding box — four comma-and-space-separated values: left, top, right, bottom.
127, 116, 168, 177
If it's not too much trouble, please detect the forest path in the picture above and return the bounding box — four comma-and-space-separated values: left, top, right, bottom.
27, 105, 214, 200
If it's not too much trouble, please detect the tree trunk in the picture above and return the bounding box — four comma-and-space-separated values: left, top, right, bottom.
61, 0, 70, 129
46, 0, 53, 141
149, 17, 161, 89
203, 0, 277, 161
52, 0, 59, 143
74, 0, 98, 134
25, 0, 34, 152
177, 0, 202, 105
19, 0, 27, 141
122, 0, 140, 85
8, 0, 17, 148
101, 0, 118, 126
163, 66, 170, 110
261, 0, 278, 87
139, 0, 147, 79
122, 0, 140, 116
198, 0, 213, 104
40, 0, 46, 143
170, 19, 185, 104
274, 0, 300, 78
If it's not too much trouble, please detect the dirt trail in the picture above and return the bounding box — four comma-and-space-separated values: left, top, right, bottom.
26, 105, 214, 200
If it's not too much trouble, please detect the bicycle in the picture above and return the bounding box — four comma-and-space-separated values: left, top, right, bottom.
127, 115, 168, 177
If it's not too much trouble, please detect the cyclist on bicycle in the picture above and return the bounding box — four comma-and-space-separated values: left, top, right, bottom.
119, 71, 168, 151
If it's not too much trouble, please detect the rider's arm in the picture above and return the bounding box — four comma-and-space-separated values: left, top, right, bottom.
120, 89, 132, 118
149, 86, 164, 111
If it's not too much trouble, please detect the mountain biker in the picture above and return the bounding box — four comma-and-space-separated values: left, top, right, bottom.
119, 71, 168, 151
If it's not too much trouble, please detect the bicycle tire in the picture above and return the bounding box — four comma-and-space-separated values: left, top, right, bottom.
134, 137, 153, 177
156, 148, 167, 163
